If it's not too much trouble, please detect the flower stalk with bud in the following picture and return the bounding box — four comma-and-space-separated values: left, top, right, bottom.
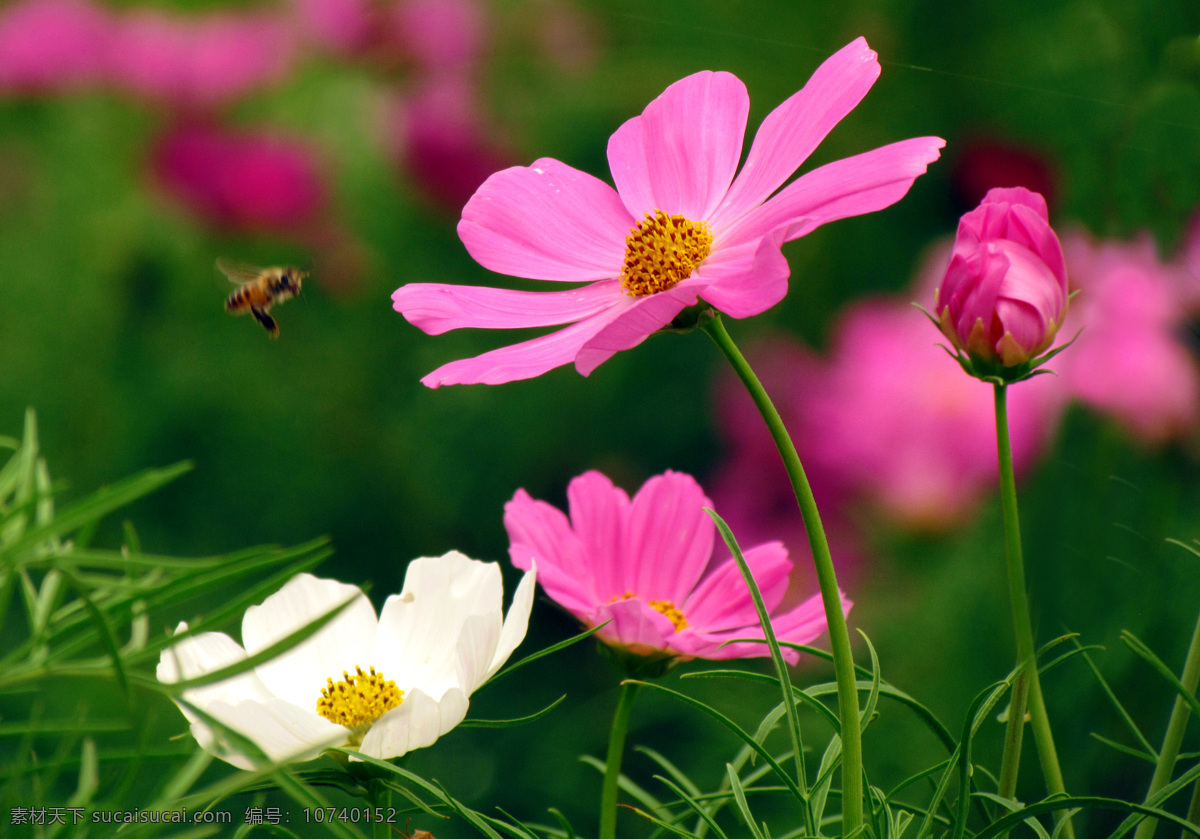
930, 186, 1071, 826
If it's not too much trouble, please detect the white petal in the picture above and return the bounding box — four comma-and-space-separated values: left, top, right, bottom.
483, 563, 537, 686
454, 612, 502, 696
374, 552, 503, 697
157, 624, 275, 710
202, 698, 348, 768
358, 687, 469, 760
242, 573, 378, 711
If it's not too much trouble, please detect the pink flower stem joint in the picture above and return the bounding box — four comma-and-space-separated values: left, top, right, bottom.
700, 312, 863, 836
993, 383, 1071, 837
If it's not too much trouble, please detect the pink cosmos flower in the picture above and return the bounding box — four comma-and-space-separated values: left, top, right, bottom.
382, 74, 515, 209
807, 300, 1064, 529
393, 37, 944, 387
504, 470, 847, 664
107, 10, 296, 109
151, 123, 327, 232
1056, 231, 1200, 444
288, 0, 374, 54
388, 0, 485, 71
934, 187, 1068, 368
0, 0, 111, 92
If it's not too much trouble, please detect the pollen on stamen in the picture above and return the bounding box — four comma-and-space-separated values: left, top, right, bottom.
649, 599, 688, 633
316, 665, 404, 738
619, 209, 713, 298
608, 591, 688, 633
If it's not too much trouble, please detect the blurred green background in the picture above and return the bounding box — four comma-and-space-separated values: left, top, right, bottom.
4, 0, 1200, 835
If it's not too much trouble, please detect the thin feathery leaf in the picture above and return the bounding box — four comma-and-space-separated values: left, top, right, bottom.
459, 694, 566, 728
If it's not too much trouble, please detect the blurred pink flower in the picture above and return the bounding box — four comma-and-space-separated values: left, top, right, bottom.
505, 470, 847, 663
950, 137, 1057, 213
1056, 231, 1200, 444
388, 0, 485, 71
708, 337, 863, 585
107, 10, 296, 109
533, 0, 601, 74
288, 0, 374, 54
810, 300, 1064, 528
151, 123, 327, 232
934, 187, 1068, 368
393, 37, 944, 387
382, 74, 514, 209
712, 302, 1065, 533
0, 0, 111, 92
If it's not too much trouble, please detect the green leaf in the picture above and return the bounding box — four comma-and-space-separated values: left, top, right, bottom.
1122, 631, 1200, 720
458, 694, 566, 728
628, 679, 807, 804
636, 745, 702, 801
645, 775, 729, 839
1089, 733, 1156, 764
0, 461, 193, 563
482, 622, 609, 687
727, 763, 764, 839
154, 587, 362, 693
1071, 636, 1157, 759
54, 564, 130, 701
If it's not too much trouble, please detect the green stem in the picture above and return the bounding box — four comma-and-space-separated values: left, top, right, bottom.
702, 313, 862, 836
368, 778, 392, 839
1184, 779, 1200, 839
599, 681, 639, 839
1133, 609, 1200, 839
993, 383, 1071, 836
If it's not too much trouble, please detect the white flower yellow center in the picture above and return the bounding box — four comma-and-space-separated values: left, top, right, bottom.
612, 591, 689, 633
316, 665, 404, 739
619, 209, 713, 297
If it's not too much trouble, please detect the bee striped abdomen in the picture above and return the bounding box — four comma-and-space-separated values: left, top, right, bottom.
226, 286, 265, 312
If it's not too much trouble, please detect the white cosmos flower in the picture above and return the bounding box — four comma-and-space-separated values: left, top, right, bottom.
157, 551, 537, 769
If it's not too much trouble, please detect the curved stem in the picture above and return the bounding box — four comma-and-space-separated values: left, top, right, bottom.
1133, 609, 1200, 839
702, 313, 861, 836
599, 681, 639, 839
993, 383, 1071, 837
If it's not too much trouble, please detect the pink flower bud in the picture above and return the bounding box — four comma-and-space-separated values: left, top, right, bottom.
934, 187, 1068, 367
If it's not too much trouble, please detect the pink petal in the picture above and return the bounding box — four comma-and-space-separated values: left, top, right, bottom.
682, 542, 792, 631
574, 278, 708, 376
625, 471, 713, 604
608, 71, 749, 221
457, 157, 632, 282
607, 116, 656, 222
722, 137, 945, 249
697, 226, 790, 318
505, 489, 595, 613
771, 589, 847, 646
708, 37, 881, 231
597, 597, 675, 650
419, 303, 628, 387
566, 471, 632, 601
674, 590, 841, 663
393, 279, 622, 335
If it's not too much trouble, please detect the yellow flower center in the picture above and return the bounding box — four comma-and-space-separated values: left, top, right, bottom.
611, 591, 689, 633
619, 209, 713, 297
316, 665, 404, 740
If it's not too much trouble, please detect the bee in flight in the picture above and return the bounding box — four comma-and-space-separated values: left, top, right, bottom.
217, 258, 306, 339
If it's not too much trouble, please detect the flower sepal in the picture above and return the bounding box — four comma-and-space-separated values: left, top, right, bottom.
939, 334, 1076, 386
596, 639, 682, 680
916, 301, 1077, 386
664, 304, 717, 334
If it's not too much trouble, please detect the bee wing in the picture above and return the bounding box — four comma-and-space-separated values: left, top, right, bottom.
216, 257, 265, 284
